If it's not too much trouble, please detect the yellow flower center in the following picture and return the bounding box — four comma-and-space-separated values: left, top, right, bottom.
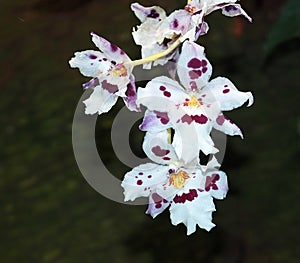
111, 64, 127, 77
184, 4, 197, 14
169, 170, 190, 189
183, 95, 202, 108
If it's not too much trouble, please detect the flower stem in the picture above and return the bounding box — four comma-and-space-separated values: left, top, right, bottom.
130, 37, 183, 67
167, 128, 172, 144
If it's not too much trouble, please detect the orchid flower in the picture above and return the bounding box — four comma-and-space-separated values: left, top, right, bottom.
121, 130, 230, 235
131, 1, 251, 68
69, 33, 139, 115
137, 41, 253, 164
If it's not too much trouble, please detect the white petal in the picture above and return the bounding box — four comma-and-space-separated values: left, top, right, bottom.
169, 191, 216, 235
201, 171, 228, 200
201, 77, 254, 111
139, 110, 172, 133
131, 2, 166, 23
213, 113, 243, 138
177, 41, 212, 91
160, 9, 192, 39
221, 4, 252, 22
83, 85, 118, 115
205, 0, 237, 14
205, 155, 221, 171
137, 76, 187, 112
146, 193, 170, 218
69, 50, 111, 77
170, 106, 218, 163
91, 33, 130, 63
143, 130, 178, 165
121, 163, 169, 201
122, 74, 140, 112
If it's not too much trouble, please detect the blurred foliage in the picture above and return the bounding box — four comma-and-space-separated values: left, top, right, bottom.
264, 0, 300, 58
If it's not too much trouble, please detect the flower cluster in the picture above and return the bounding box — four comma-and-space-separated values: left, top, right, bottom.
69, 0, 253, 235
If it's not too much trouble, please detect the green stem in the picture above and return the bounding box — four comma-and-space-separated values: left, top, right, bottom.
130, 37, 183, 67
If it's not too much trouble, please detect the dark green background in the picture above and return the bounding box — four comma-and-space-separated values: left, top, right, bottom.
1, 0, 299, 262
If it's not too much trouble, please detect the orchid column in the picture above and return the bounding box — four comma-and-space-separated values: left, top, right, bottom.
69, 0, 253, 235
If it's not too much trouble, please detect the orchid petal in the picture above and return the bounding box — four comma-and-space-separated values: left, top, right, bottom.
137, 76, 187, 112
91, 33, 130, 63
146, 193, 170, 218
170, 191, 216, 235
213, 113, 243, 138
202, 171, 228, 200
83, 85, 118, 115
201, 77, 254, 111
143, 130, 178, 165
131, 2, 166, 23
161, 9, 192, 38
122, 75, 140, 112
177, 41, 212, 91
139, 110, 172, 133
221, 4, 252, 22
69, 50, 111, 78
194, 21, 209, 40
168, 104, 217, 162
171, 118, 217, 163
205, 155, 221, 171
121, 163, 169, 201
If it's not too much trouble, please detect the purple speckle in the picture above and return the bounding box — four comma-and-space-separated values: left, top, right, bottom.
163, 91, 171, 97
190, 81, 198, 90
154, 111, 169, 125
125, 82, 136, 97
169, 169, 175, 174
102, 80, 118, 94
205, 173, 220, 191
224, 5, 238, 12
216, 115, 225, 125
159, 86, 166, 91
181, 114, 208, 124
187, 58, 202, 68
137, 180, 143, 185
172, 19, 179, 29
147, 9, 160, 19
223, 88, 230, 94
151, 146, 170, 157
89, 54, 97, 59
202, 67, 208, 73
193, 114, 208, 124
173, 189, 198, 204
110, 43, 118, 52
189, 70, 202, 79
